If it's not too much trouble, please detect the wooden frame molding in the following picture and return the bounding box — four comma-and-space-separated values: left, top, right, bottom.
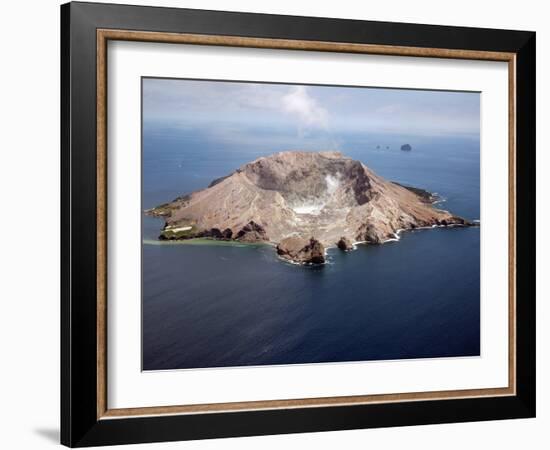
96, 29, 517, 421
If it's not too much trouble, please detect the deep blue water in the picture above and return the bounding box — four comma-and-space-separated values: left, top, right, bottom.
142, 128, 480, 370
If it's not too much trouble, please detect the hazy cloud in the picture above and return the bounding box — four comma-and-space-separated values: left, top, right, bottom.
142, 78, 480, 137
281, 86, 329, 129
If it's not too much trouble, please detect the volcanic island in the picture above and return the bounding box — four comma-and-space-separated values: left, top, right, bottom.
146, 151, 476, 264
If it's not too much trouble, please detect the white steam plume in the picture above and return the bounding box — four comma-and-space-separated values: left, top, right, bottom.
281, 86, 328, 129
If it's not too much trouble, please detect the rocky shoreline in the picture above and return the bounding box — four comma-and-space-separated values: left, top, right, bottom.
151, 220, 478, 265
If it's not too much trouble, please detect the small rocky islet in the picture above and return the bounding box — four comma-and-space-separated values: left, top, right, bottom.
147, 151, 477, 265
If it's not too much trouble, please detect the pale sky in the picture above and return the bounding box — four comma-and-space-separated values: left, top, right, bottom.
143, 78, 480, 138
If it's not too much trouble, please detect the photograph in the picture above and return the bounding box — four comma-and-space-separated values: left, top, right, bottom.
141, 78, 481, 371
54, 1, 537, 447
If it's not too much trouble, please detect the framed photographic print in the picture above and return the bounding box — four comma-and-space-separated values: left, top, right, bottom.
61, 2, 536, 447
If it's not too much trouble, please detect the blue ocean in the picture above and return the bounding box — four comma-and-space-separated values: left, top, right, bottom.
142, 128, 480, 370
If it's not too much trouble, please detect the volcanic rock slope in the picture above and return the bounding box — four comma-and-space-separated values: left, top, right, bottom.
149, 151, 471, 255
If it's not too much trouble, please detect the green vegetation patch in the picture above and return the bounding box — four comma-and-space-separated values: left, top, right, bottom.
148, 203, 176, 217
144, 238, 270, 248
